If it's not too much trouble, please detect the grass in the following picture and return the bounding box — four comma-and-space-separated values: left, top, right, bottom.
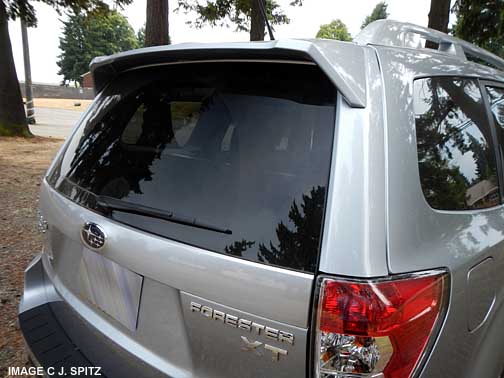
0, 122, 33, 138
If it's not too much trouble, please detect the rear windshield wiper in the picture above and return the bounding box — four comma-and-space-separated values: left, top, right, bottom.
97, 195, 232, 235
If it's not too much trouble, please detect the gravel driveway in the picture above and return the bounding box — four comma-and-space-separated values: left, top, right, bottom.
0, 137, 63, 377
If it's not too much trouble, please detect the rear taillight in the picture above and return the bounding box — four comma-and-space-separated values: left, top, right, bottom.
314, 271, 448, 378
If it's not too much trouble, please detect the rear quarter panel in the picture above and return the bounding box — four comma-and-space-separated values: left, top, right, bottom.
377, 46, 504, 377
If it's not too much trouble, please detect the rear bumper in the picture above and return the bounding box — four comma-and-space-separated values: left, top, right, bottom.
19, 304, 96, 376
18, 254, 167, 378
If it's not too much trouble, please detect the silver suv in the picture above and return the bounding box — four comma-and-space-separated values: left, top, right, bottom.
19, 20, 504, 378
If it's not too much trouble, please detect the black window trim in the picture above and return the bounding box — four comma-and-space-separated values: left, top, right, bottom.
412, 75, 504, 212
479, 79, 504, 204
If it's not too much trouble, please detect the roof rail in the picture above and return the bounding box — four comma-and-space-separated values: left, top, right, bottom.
354, 19, 504, 71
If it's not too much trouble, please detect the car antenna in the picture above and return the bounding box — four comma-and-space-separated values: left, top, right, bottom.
257, 0, 275, 41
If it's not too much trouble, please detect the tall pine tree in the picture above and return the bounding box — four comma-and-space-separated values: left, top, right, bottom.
57, 10, 139, 86
361, 2, 389, 29
427, 0, 451, 33
145, 0, 169, 46
454, 0, 504, 58
258, 186, 326, 272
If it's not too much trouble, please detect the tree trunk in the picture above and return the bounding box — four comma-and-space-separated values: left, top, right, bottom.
0, 1, 31, 137
427, 0, 451, 33
250, 0, 265, 41
145, 0, 169, 47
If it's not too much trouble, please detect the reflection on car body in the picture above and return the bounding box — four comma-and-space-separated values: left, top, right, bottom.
18, 19, 504, 378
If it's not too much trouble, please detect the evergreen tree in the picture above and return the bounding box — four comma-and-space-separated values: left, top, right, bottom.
145, 0, 169, 46
361, 1, 388, 29
427, 0, 452, 33
57, 10, 139, 86
137, 25, 145, 47
258, 186, 326, 272
453, 0, 504, 58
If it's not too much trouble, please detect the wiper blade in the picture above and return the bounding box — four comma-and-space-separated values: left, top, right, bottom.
97, 195, 232, 235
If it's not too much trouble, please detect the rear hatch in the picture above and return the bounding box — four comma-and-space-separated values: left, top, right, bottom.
40, 57, 339, 378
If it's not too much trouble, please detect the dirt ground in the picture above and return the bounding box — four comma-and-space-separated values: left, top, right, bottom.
25, 98, 92, 111
0, 137, 63, 377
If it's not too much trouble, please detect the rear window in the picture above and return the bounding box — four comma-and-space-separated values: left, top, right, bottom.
48, 62, 337, 272
413, 77, 499, 210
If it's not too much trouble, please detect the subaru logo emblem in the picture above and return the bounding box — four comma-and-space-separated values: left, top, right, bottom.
81, 222, 106, 250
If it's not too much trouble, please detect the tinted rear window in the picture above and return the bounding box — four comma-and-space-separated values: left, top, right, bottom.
49, 63, 337, 272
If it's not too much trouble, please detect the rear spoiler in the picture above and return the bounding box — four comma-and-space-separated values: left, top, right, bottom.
89, 39, 368, 108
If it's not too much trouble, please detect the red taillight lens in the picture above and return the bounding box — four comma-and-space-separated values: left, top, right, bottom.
315, 271, 447, 378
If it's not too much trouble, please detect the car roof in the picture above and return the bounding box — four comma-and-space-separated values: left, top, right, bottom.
372, 44, 504, 84
355, 19, 504, 81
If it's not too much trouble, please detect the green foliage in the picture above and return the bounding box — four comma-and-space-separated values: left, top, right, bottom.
176, 0, 293, 32
57, 10, 139, 85
316, 19, 351, 41
137, 25, 145, 47
4, 0, 132, 26
0, 121, 33, 137
361, 1, 388, 29
453, 0, 504, 58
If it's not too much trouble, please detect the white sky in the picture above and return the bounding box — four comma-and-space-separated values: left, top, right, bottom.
8, 0, 455, 84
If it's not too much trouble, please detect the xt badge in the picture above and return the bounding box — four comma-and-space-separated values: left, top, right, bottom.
190, 301, 291, 362
241, 336, 288, 361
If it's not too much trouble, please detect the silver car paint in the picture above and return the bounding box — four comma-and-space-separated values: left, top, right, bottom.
354, 19, 504, 71
180, 292, 307, 378
39, 182, 314, 328
18, 254, 61, 314
37, 178, 313, 377
29, 42, 368, 377
374, 45, 504, 377
19, 30, 504, 378
319, 47, 388, 278
22, 254, 181, 377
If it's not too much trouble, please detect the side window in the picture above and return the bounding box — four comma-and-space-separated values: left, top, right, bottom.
413, 77, 500, 210
486, 86, 504, 128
